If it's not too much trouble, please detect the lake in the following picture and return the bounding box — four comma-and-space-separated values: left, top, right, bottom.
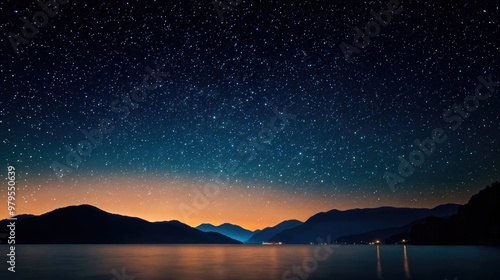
1, 245, 499, 279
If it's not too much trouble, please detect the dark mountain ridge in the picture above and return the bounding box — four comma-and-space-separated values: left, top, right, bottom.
0, 205, 241, 244
196, 223, 258, 243
269, 204, 460, 244
410, 182, 500, 245
246, 219, 302, 244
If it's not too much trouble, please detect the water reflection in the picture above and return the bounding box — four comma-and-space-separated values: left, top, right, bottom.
403, 245, 411, 279
376, 245, 411, 280
376, 245, 383, 279
3, 245, 498, 280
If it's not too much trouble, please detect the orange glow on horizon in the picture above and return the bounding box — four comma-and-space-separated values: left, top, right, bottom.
0, 175, 470, 231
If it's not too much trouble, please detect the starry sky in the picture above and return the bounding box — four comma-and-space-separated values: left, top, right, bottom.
0, 0, 499, 230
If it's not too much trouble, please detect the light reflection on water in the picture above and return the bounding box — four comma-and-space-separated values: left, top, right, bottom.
404, 245, 411, 280
377, 245, 383, 279
0, 245, 498, 280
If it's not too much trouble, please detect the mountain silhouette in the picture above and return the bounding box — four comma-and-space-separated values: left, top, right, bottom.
268, 204, 460, 244
0, 214, 35, 226
335, 204, 460, 244
246, 220, 302, 244
410, 181, 500, 245
0, 205, 241, 244
196, 223, 258, 243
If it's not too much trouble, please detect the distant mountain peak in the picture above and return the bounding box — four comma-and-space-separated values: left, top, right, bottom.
53, 204, 106, 213
196, 223, 255, 243
219, 222, 239, 227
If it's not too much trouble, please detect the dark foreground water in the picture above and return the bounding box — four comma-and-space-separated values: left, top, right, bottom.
1, 245, 499, 280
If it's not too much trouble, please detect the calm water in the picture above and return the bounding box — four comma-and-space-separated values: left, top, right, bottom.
1, 245, 499, 279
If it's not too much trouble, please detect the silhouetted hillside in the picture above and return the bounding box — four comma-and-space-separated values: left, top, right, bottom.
411, 182, 500, 245
196, 223, 257, 243
336, 204, 460, 244
269, 204, 460, 244
246, 220, 302, 244
335, 219, 423, 244
0, 205, 241, 244
0, 214, 35, 227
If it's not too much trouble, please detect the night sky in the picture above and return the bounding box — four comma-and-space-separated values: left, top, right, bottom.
0, 0, 499, 230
